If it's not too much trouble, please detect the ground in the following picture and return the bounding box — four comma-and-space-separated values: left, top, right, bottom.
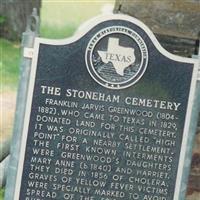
0, 91, 16, 142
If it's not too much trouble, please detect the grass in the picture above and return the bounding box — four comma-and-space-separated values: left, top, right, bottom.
40, 1, 114, 38
1, 39, 20, 91
0, 188, 4, 200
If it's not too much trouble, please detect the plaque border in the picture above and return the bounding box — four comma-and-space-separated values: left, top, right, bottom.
13, 14, 199, 200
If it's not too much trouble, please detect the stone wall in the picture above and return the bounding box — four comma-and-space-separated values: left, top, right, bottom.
114, 0, 199, 57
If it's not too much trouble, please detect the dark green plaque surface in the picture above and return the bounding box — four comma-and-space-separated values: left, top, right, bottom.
12, 14, 198, 200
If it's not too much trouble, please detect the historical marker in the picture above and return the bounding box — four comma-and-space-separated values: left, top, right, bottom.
12, 14, 199, 200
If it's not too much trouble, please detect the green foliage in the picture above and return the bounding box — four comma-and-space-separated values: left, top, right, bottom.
0, 188, 5, 200
0, 38, 20, 91
0, 15, 6, 24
